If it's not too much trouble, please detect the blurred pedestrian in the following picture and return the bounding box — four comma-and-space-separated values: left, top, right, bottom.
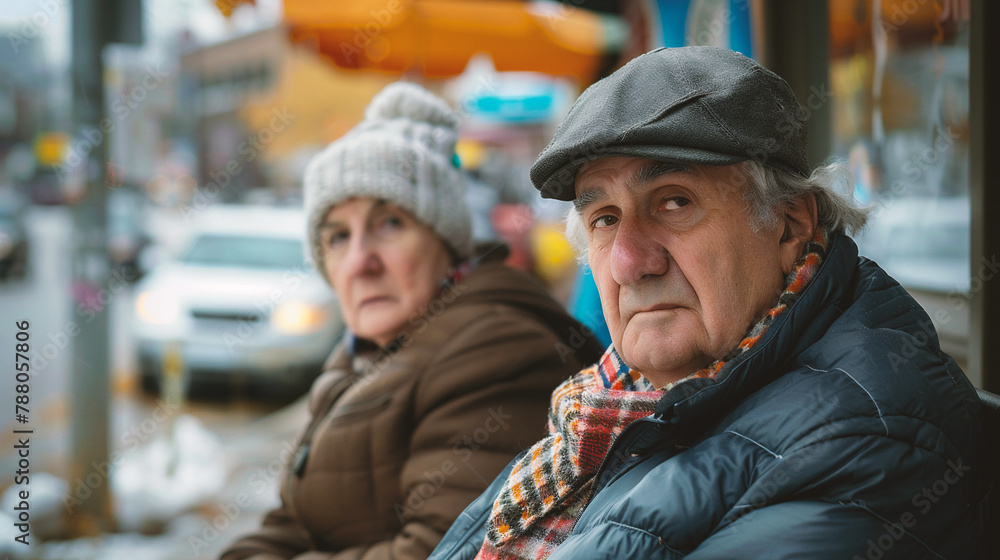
219, 82, 602, 560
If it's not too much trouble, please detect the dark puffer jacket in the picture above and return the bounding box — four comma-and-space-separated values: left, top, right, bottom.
220, 263, 603, 560
429, 233, 985, 560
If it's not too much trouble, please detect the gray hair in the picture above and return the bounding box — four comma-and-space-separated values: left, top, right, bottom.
564, 159, 871, 256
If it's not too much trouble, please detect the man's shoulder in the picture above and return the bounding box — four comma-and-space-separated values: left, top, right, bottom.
729, 336, 979, 465
774, 247, 978, 443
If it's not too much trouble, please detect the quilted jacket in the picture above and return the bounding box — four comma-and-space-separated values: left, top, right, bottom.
220, 263, 604, 560
429, 233, 985, 560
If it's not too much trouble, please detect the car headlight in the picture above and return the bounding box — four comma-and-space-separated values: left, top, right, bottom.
271, 300, 327, 335
135, 291, 181, 325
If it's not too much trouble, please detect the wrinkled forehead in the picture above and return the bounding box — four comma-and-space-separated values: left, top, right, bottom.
573, 157, 699, 209
573, 158, 754, 208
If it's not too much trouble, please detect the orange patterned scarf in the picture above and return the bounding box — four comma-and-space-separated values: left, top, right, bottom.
474, 229, 828, 560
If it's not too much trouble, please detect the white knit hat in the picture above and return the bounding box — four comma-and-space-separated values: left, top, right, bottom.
303, 82, 473, 278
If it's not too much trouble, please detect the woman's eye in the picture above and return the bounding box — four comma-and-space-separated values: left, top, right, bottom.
659, 197, 690, 211
377, 214, 405, 232
325, 231, 348, 248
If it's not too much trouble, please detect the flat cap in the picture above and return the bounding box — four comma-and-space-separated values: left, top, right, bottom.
530, 46, 810, 201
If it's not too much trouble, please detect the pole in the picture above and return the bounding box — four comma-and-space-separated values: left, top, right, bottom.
67, 0, 115, 534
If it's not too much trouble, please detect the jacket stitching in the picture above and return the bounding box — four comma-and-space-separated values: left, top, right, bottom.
930, 348, 976, 425
771, 376, 963, 460
862, 272, 973, 424
940, 360, 964, 394
724, 430, 782, 459
795, 413, 955, 450
603, 521, 683, 555
889, 325, 966, 400
804, 364, 890, 436
782, 430, 960, 470
838, 500, 947, 559
777, 431, 978, 517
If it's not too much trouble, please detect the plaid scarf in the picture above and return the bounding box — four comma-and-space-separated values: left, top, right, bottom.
474, 229, 828, 560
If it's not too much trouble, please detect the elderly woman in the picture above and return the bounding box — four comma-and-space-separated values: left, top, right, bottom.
219, 83, 603, 560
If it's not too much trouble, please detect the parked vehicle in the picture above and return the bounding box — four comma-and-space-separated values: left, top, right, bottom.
132, 205, 344, 399
0, 186, 29, 282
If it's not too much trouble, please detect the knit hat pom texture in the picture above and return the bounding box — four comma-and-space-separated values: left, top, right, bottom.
303, 82, 472, 278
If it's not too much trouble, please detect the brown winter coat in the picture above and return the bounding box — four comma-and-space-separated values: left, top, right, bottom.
219, 263, 603, 560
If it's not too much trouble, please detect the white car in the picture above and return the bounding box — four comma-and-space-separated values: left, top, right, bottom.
132, 205, 344, 398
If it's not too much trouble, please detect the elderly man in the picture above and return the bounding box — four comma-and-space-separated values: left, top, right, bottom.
429, 47, 984, 559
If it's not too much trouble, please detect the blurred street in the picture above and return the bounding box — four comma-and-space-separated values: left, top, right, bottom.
0, 205, 309, 558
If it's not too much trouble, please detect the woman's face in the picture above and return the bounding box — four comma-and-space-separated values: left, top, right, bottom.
319, 198, 453, 347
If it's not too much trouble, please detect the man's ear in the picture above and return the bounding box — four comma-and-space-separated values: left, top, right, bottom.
778, 194, 818, 275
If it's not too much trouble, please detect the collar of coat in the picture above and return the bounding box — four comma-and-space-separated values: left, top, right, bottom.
477, 228, 832, 560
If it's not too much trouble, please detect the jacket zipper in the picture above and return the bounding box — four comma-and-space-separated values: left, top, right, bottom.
574, 416, 666, 523
288, 389, 393, 482
288, 391, 393, 481
284, 374, 357, 491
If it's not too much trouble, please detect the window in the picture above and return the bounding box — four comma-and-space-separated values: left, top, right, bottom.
829, 0, 971, 294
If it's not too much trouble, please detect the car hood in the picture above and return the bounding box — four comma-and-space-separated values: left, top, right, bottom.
137, 263, 334, 310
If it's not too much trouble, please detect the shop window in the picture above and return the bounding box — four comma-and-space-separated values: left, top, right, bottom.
830, 0, 971, 293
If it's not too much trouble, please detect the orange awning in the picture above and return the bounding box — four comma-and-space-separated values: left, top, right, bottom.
226, 0, 613, 82
216, 0, 256, 18
830, 0, 955, 55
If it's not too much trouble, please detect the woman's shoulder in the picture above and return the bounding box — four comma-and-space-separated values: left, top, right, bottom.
408, 266, 596, 367
400, 264, 566, 355
446, 263, 573, 322
408, 296, 559, 360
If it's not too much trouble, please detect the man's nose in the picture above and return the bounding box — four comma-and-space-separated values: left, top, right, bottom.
610, 218, 669, 285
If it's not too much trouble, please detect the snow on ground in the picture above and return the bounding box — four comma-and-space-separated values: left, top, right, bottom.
2, 396, 307, 559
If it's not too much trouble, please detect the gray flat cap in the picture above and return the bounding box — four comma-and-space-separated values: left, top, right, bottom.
530, 46, 810, 201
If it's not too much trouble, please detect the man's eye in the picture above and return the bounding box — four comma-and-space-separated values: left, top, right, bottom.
592, 215, 619, 228
659, 197, 690, 211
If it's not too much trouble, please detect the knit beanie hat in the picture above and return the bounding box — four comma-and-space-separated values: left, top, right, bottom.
303, 82, 473, 278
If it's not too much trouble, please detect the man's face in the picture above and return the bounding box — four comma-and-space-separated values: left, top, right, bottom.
575, 157, 790, 388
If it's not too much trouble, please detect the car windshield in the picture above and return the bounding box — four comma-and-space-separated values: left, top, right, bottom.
183, 234, 304, 269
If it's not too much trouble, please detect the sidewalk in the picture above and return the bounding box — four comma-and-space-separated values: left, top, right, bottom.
2, 392, 308, 560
